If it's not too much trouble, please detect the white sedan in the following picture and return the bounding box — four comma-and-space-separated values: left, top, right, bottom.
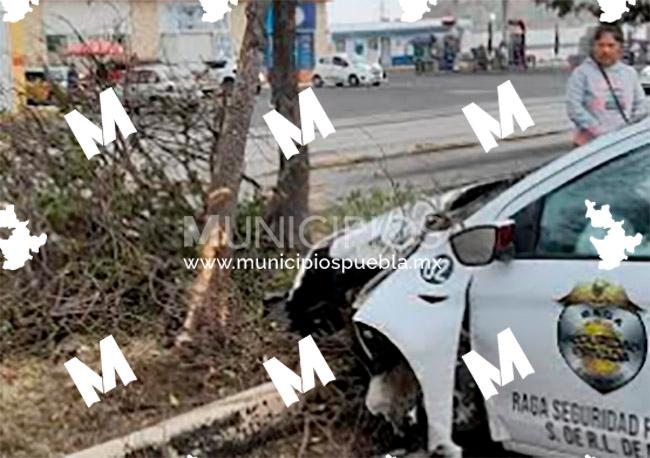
122, 64, 202, 109
312, 54, 385, 88
286, 118, 650, 457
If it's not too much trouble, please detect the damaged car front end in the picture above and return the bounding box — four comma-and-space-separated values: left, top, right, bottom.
283, 177, 524, 455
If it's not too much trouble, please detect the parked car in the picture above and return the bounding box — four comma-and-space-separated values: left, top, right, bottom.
640, 65, 650, 95
312, 54, 384, 88
122, 64, 202, 109
197, 59, 237, 92
24, 66, 68, 105
194, 59, 263, 95
284, 119, 650, 457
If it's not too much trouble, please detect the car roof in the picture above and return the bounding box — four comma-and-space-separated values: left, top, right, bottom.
319, 54, 349, 59
469, 118, 650, 222
523, 117, 648, 182
26, 66, 67, 71
130, 65, 168, 72
130, 65, 191, 77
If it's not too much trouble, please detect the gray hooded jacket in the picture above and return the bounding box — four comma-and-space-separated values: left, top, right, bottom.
566, 57, 648, 139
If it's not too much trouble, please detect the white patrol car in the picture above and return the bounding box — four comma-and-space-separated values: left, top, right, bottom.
285, 118, 650, 457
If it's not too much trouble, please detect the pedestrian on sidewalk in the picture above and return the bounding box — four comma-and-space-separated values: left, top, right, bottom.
566, 24, 648, 146
67, 63, 79, 90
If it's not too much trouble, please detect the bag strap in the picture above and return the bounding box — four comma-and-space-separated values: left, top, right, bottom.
596, 62, 630, 124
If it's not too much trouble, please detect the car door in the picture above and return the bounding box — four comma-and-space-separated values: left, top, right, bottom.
128, 70, 154, 99
468, 143, 650, 458
124, 70, 141, 101
332, 56, 349, 84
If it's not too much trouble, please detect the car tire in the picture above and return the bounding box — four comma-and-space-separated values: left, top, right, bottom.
356, 319, 504, 456
348, 74, 360, 87
221, 77, 235, 93
312, 75, 324, 88
372, 81, 381, 87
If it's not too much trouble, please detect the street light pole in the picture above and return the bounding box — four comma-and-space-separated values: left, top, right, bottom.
501, 0, 509, 66
488, 13, 495, 54
501, 0, 509, 46
380, 0, 386, 21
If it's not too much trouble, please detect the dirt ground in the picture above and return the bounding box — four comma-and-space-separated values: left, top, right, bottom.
0, 310, 296, 458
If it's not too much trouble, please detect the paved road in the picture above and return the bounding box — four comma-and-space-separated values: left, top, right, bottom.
250, 69, 570, 126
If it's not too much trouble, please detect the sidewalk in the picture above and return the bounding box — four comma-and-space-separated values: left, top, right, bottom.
244, 95, 570, 182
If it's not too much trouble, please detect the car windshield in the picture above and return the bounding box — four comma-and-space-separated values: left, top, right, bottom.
25, 72, 45, 82
47, 70, 66, 82
165, 67, 194, 81
206, 60, 228, 69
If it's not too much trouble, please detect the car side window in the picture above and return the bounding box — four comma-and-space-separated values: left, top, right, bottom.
126, 72, 140, 84
333, 57, 348, 67
145, 71, 160, 84
512, 145, 650, 260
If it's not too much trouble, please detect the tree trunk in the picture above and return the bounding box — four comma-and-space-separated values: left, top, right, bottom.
176, 0, 265, 347
267, 0, 311, 254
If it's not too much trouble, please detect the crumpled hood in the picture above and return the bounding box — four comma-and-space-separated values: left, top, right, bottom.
329, 185, 473, 262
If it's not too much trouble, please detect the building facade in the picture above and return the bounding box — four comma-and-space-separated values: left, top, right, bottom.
16, 0, 234, 66
0, 22, 12, 111
331, 18, 472, 66
425, 0, 650, 62
5, 0, 331, 90
229, 0, 332, 77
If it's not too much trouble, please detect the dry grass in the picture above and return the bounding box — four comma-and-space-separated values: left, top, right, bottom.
2, 337, 198, 457
0, 299, 296, 458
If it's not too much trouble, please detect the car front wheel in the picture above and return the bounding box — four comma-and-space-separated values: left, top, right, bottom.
348, 74, 360, 87
221, 77, 235, 93
312, 75, 324, 88
357, 322, 504, 456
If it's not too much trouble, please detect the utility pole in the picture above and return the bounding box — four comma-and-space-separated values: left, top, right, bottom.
452, 0, 460, 18
380, 0, 388, 22
501, 0, 509, 66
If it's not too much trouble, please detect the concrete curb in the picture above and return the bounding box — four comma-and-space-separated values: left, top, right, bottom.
315, 128, 570, 170
386, 66, 569, 75
66, 383, 282, 458
255, 128, 571, 180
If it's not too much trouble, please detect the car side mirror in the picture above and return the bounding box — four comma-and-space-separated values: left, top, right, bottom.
450, 221, 515, 266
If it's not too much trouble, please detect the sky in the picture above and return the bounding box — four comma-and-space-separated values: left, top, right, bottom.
327, 0, 403, 25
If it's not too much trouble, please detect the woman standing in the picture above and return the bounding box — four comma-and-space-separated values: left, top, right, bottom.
566, 24, 648, 146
